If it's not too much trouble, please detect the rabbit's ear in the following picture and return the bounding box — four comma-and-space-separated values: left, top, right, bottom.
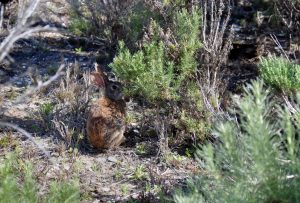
95, 63, 117, 82
90, 72, 106, 87
91, 63, 107, 87
94, 63, 101, 72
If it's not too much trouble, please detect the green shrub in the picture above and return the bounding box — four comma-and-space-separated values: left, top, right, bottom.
69, 18, 91, 36
126, 2, 162, 43
174, 80, 300, 203
0, 153, 80, 203
260, 56, 300, 91
110, 8, 201, 102
110, 40, 175, 101
110, 7, 209, 141
46, 181, 80, 203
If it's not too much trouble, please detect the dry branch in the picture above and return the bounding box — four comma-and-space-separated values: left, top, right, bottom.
0, 0, 61, 161
0, 121, 51, 159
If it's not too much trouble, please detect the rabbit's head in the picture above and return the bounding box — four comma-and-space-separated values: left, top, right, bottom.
90, 63, 124, 101
105, 81, 123, 101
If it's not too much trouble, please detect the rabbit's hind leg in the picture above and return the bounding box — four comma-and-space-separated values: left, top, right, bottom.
105, 127, 125, 148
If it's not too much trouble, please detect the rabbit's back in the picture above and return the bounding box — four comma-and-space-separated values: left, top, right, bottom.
87, 97, 126, 149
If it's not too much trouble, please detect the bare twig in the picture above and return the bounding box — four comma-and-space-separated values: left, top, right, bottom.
0, 25, 55, 62
270, 34, 290, 60
0, 0, 61, 162
0, 121, 51, 159
282, 91, 298, 114
198, 0, 233, 117
0, 0, 57, 62
0, 4, 4, 29
14, 64, 65, 103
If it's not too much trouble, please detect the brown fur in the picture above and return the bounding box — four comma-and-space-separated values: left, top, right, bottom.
86, 64, 126, 149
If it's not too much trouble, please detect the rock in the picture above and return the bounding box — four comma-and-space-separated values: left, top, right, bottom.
107, 156, 118, 163
102, 187, 110, 192
96, 157, 106, 163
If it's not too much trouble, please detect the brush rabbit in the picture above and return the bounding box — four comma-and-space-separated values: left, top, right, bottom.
86, 63, 126, 149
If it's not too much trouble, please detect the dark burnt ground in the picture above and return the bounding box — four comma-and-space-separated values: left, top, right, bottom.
225, 0, 299, 97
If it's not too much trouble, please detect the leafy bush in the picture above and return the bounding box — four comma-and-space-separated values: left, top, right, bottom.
110, 40, 175, 101
110, 8, 201, 102
174, 80, 300, 203
110, 7, 210, 142
260, 56, 300, 91
0, 153, 80, 203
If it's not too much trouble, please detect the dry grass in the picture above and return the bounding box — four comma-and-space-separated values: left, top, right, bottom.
67, 0, 140, 41
51, 62, 92, 149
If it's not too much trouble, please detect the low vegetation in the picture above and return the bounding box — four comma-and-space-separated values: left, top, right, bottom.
111, 7, 211, 145
0, 153, 80, 203
260, 56, 300, 91
175, 80, 300, 203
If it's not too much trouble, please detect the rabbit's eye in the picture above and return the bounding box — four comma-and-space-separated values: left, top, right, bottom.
111, 84, 118, 90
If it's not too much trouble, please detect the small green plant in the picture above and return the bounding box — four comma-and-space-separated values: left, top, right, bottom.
0, 133, 15, 148
38, 102, 55, 131
179, 110, 209, 139
91, 163, 101, 173
111, 40, 175, 101
114, 170, 123, 181
135, 143, 147, 155
125, 111, 137, 124
39, 102, 55, 117
132, 165, 149, 181
164, 153, 185, 167
174, 80, 300, 203
6, 88, 17, 101
185, 148, 193, 158
75, 47, 82, 53
145, 182, 162, 194
120, 184, 129, 195
46, 181, 80, 203
260, 56, 300, 91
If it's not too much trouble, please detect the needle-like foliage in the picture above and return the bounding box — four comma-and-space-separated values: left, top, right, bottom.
175, 80, 300, 203
260, 56, 300, 91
